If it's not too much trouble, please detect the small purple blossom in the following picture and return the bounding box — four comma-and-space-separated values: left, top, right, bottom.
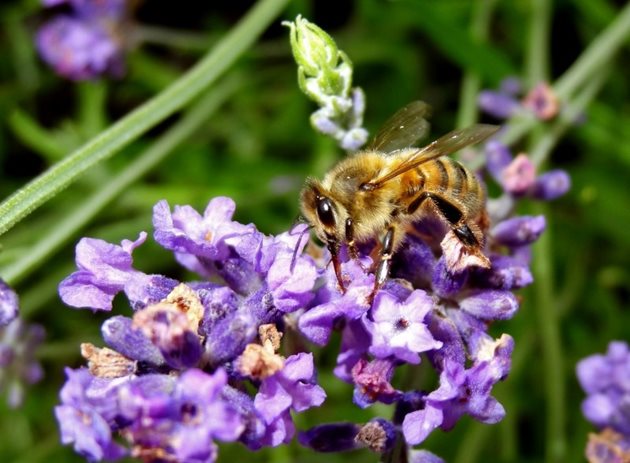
351, 358, 401, 407
402, 335, 513, 445
58, 232, 176, 311
254, 352, 326, 445
55, 368, 129, 461
577, 341, 630, 436
478, 77, 560, 121
367, 290, 442, 364
484, 140, 570, 201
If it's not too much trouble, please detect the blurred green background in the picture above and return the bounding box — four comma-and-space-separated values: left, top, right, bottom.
0, 0, 629, 462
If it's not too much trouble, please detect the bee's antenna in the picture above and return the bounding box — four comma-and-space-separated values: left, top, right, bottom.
290, 221, 312, 273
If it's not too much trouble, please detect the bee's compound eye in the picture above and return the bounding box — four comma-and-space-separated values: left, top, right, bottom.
316, 197, 336, 228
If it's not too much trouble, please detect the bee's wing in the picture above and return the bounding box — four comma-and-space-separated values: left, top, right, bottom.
369, 101, 432, 153
365, 124, 499, 189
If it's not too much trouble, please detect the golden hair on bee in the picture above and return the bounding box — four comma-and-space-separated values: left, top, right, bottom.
300, 101, 499, 296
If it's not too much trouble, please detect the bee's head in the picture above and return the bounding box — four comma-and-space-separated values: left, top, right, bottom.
299, 178, 348, 253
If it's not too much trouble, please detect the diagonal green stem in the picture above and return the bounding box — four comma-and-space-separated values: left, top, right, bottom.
2, 79, 240, 286
0, 0, 289, 238
554, 2, 630, 100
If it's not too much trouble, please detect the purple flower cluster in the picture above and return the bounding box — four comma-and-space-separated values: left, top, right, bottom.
478, 77, 560, 121
36, 0, 131, 80
577, 341, 630, 461
0, 280, 45, 408
56, 180, 555, 462
56, 197, 326, 462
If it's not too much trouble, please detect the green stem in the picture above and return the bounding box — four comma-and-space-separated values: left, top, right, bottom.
2, 79, 239, 286
553, 2, 630, 100
525, 0, 551, 86
456, 0, 497, 129
496, 4, 630, 151
133, 24, 214, 51
0, 0, 289, 238
530, 66, 609, 166
524, 2, 565, 462
77, 81, 108, 138
7, 109, 67, 160
532, 206, 566, 463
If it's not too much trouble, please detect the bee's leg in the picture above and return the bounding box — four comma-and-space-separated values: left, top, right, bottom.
369, 225, 396, 304
427, 194, 485, 249
327, 240, 346, 293
345, 218, 359, 260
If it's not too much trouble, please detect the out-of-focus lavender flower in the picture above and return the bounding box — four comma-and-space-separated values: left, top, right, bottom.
478, 77, 560, 121
0, 280, 44, 408
585, 428, 630, 463
0, 318, 45, 408
0, 279, 19, 327
577, 341, 630, 437
37, 0, 132, 80
284, 16, 368, 151
484, 140, 571, 200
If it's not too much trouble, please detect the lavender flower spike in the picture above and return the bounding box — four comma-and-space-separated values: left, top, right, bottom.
284, 15, 368, 151
577, 341, 630, 436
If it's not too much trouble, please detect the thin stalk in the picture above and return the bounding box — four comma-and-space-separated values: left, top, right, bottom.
496, 4, 630, 150
525, 0, 551, 86
456, 0, 497, 129
2, 79, 240, 286
532, 207, 565, 463
530, 66, 609, 166
525, 1, 566, 461
7, 109, 67, 160
77, 81, 108, 138
0, 0, 289, 237
133, 25, 214, 51
553, 2, 630, 100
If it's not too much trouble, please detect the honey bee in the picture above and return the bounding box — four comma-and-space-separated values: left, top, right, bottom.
300, 101, 499, 294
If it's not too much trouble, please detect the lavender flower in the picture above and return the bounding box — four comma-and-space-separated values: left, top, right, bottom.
0, 280, 45, 408
577, 341, 630, 461
37, 0, 131, 80
484, 140, 570, 200
0, 318, 45, 408
478, 77, 560, 121
56, 197, 325, 461
578, 341, 630, 437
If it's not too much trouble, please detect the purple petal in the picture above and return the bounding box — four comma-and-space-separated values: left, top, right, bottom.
459, 290, 519, 320
485, 140, 513, 182
477, 90, 520, 119
530, 169, 571, 200
101, 316, 164, 365
402, 406, 443, 445
492, 215, 546, 247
